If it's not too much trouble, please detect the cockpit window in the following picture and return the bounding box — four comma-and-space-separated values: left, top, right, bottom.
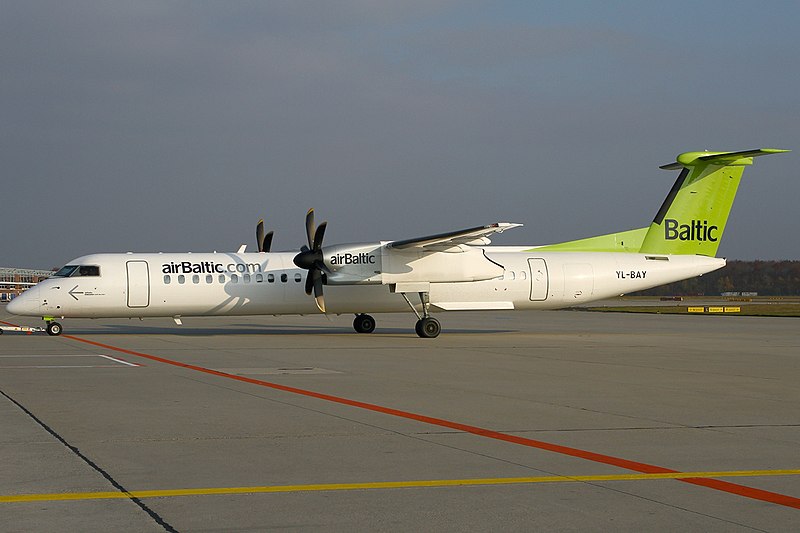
53, 265, 79, 277
53, 265, 100, 277
78, 265, 100, 276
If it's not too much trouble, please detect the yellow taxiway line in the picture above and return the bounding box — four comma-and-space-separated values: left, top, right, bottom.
3, 469, 799, 503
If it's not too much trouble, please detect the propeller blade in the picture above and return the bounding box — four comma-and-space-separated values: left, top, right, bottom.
263, 231, 274, 253
314, 292, 326, 313
256, 219, 265, 252
313, 221, 327, 251
304, 270, 315, 295
305, 209, 315, 249
313, 272, 326, 313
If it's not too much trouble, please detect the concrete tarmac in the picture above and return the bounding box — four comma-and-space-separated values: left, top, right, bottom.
1, 306, 798, 532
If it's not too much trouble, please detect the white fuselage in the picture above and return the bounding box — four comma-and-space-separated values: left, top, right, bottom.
8, 249, 725, 319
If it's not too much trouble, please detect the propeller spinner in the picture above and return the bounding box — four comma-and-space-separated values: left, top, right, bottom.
293, 209, 328, 312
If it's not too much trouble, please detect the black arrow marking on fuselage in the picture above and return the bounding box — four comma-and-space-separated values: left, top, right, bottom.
68, 285, 84, 301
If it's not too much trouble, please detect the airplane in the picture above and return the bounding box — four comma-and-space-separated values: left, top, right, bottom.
7, 148, 788, 338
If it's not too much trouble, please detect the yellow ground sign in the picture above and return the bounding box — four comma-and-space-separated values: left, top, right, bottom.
687, 306, 741, 314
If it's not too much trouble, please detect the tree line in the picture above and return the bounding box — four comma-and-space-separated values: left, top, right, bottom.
634, 260, 800, 296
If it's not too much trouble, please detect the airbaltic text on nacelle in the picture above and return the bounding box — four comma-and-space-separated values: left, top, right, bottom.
329, 253, 376, 265
162, 261, 262, 274
664, 219, 719, 242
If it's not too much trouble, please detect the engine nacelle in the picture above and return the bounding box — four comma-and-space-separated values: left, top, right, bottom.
321, 243, 505, 286
381, 245, 504, 284
323, 243, 383, 285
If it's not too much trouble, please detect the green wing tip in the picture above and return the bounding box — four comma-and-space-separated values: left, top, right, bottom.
761, 148, 790, 153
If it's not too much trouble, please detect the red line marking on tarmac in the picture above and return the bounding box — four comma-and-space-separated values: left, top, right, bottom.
62, 334, 800, 510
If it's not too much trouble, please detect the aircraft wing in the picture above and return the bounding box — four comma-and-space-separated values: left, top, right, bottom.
388, 222, 523, 250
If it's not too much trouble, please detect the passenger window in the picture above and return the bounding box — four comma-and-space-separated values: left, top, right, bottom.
178, 275, 185, 284
231, 274, 239, 283
192, 274, 199, 284
256, 274, 263, 283
206, 274, 213, 284
294, 273, 302, 282
164, 275, 171, 284
281, 273, 288, 283
267, 274, 275, 283
218, 274, 225, 283
520, 271, 527, 280
509, 271, 516, 280
243, 274, 251, 283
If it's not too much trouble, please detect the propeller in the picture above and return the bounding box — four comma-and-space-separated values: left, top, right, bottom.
293, 209, 328, 312
256, 219, 274, 253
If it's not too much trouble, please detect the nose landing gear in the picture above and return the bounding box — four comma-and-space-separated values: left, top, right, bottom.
45, 321, 63, 336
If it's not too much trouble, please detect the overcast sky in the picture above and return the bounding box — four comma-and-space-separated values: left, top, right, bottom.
2, 1, 798, 269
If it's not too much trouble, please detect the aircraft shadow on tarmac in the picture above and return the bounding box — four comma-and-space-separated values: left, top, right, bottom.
62, 323, 515, 336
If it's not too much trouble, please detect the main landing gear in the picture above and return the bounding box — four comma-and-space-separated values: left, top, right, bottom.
353, 313, 376, 334
353, 290, 442, 338
401, 291, 441, 339
414, 316, 441, 338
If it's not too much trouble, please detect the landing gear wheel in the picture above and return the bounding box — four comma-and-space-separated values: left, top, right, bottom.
353, 314, 376, 334
46, 322, 63, 336
415, 317, 440, 338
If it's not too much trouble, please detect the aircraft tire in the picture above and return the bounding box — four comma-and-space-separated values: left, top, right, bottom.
415, 317, 440, 338
353, 314, 376, 333
46, 322, 63, 336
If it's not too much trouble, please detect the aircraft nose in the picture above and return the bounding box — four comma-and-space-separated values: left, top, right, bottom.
6, 286, 40, 316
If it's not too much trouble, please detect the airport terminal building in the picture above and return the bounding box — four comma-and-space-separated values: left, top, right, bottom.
0, 267, 54, 302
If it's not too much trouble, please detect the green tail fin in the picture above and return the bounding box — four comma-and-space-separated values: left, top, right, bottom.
638, 148, 789, 256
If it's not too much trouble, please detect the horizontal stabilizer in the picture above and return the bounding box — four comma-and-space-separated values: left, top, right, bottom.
659, 148, 789, 170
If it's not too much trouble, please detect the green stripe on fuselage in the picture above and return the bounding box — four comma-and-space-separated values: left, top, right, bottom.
528, 227, 648, 253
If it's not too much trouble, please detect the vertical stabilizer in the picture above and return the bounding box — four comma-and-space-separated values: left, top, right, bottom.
638, 149, 788, 256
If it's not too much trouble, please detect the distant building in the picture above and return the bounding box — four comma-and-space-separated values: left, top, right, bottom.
0, 267, 54, 302
720, 291, 758, 297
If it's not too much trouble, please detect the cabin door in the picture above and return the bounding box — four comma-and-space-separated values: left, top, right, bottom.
528, 258, 549, 301
126, 261, 150, 308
